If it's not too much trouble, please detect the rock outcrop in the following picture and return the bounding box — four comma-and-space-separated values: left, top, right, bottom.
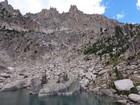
39, 74, 80, 96
1, 79, 30, 91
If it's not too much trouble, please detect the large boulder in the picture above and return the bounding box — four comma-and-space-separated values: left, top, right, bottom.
114, 79, 134, 91
29, 77, 42, 94
39, 77, 80, 97
1, 79, 29, 91
128, 94, 140, 103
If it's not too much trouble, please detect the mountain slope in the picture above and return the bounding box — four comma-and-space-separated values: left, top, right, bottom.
0, 1, 140, 102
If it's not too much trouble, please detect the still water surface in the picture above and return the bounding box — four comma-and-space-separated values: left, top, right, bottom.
0, 90, 120, 105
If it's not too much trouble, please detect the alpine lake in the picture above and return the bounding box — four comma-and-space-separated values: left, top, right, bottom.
0, 90, 121, 105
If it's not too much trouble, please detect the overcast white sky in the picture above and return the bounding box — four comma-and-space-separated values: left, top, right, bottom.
137, 0, 140, 10
0, 0, 105, 14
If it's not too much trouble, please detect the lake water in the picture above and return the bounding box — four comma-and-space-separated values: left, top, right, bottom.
0, 90, 120, 105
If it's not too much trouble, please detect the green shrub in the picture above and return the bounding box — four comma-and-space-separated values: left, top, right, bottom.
84, 45, 97, 54
107, 59, 118, 67
114, 67, 124, 80
137, 52, 140, 58
115, 26, 123, 38
105, 61, 110, 66
63, 73, 69, 81
129, 87, 138, 94
41, 75, 47, 84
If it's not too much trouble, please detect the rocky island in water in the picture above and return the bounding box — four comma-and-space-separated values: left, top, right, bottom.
0, 0, 140, 105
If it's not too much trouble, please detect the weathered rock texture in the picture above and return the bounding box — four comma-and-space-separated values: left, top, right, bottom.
0, 0, 140, 99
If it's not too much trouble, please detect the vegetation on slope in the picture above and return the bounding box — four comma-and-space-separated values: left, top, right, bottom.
84, 24, 139, 66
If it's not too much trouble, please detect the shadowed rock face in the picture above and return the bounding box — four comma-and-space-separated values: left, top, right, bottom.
0, 0, 140, 97
0, 0, 43, 32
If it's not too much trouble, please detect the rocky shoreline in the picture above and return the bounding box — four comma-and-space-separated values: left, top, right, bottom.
0, 64, 140, 105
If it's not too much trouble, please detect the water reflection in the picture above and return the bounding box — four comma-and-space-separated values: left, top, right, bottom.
0, 90, 29, 105
0, 90, 119, 105
39, 91, 118, 105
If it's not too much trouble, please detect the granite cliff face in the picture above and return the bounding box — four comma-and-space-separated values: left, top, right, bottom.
0, 0, 140, 103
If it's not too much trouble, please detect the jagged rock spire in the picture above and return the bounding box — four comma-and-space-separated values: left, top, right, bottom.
2, 0, 8, 5
0, 0, 9, 8
69, 5, 79, 13
5, 0, 8, 4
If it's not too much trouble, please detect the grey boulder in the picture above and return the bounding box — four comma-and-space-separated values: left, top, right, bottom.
114, 79, 134, 91
29, 77, 42, 94
1, 79, 29, 91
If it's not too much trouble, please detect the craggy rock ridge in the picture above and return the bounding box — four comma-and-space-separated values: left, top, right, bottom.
0, 0, 140, 104
25, 5, 117, 33
0, 0, 44, 32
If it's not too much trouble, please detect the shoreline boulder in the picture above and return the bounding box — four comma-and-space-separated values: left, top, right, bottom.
1, 79, 29, 91
39, 79, 80, 97
128, 94, 140, 103
114, 79, 134, 91
29, 77, 42, 94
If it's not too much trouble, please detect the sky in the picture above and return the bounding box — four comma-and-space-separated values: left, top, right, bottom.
0, 0, 140, 23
